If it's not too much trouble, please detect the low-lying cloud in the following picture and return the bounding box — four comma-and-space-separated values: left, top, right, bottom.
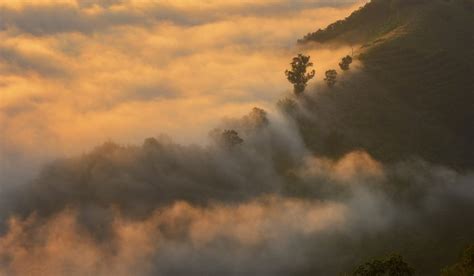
0, 198, 346, 276
0, 0, 364, 186
1, 127, 473, 274
4, 1, 471, 275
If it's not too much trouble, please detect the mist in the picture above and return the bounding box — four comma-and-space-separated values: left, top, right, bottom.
1, 0, 473, 275
1, 107, 473, 275
0, 0, 364, 188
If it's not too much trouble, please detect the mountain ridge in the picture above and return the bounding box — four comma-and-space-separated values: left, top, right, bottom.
292, 0, 474, 169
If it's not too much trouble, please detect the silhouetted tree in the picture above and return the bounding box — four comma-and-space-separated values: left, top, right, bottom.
210, 129, 243, 149
277, 97, 298, 115
441, 244, 474, 276
324, 70, 338, 87
143, 137, 160, 149
221, 130, 243, 148
339, 55, 353, 71
242, 107, 269, 130
353, 254, 414, 276
285, 54, 315, 96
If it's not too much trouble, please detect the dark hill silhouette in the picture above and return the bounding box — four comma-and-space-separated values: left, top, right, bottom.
294, 0, 474, 169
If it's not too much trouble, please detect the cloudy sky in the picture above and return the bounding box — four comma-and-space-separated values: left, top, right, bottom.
3, 2, 474, 275
0, 0, 365, 182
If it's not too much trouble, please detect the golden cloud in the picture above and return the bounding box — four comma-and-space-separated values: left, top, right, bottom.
0, 0, 367, 179
0, 197, 346, 275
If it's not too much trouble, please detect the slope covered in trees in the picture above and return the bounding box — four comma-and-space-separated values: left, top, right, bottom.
294, 0, 474, 169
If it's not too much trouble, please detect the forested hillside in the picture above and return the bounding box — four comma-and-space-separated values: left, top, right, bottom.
295, 0, 474, 169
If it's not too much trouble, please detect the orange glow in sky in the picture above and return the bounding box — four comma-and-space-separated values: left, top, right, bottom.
0, 0, 365, 179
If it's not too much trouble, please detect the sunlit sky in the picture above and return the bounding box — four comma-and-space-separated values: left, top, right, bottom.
0, 0, 365, 181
